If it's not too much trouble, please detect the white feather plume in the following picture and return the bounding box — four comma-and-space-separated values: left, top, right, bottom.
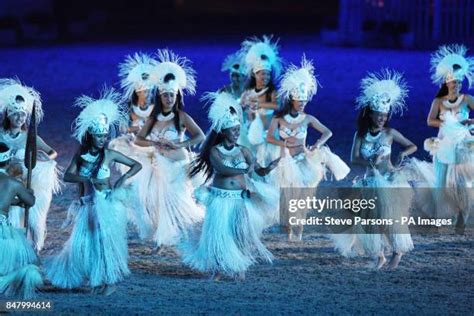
356, 69, 409, 116
72, 86, 128, 142
118, 52, 159, 100
154, 49, 196, 95
0, 78, 44, 123
241, 35, 283, 77
278, 54, 319, 101
430, 44, 474, 88
202, 91, 242, 132
221, 50, 245, 74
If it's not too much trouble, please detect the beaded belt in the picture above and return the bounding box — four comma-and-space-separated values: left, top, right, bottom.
208, 187, 251, 199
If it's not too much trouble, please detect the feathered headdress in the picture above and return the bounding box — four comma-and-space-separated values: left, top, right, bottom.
221, 51, 245, 75
119, 52, 159, 100
241, 35, 283, 77
202, 91, 242, 132
72, 87, 128, 143
356, 69, 409, 115
430, 44, 474, 88
278, 55, 319, 102
154, 49, 196, 95
0, 78, 44, 123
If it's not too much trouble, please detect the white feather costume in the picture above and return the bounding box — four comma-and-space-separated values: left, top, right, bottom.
0, 78, 60, 252
240, 36, 283, 166
331, 69, 414, 258
118, 49, 204, 244
272, 57, 350, 233
45, 88, 132, 289
181, 92, 276, 278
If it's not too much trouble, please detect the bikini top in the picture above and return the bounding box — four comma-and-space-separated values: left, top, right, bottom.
360, 131, 391, 160
0, 129, 27, 159
279, 114, 307, 140
439, 95, 469, 122
148, 124, 181, 142
79, 152, 110, 179
216, 145, 249, 169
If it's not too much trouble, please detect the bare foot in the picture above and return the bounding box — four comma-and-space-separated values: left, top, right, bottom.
102, 284, 117, 296
388, 252, 403, 269
91, 286, 103, 295
211, 272, 222, 281
376, 255, 387, 270
236, 272, 245, 281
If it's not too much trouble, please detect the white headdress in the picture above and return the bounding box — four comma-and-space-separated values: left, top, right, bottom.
72, 87, 128, 142
0, 143, 11, 163
430, 44, 474, 88
221, 51, 245, 75
203, 91, 242, 132
278, 55, 319, 101
356, 69, 408, 115
154, 49, 196, 95
241, 35, 283, 77
0, 78, 44, 123
119, 52, 159, 100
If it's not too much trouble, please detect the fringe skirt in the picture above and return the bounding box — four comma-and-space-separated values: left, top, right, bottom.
45, 189, 129, 289
0, 217, 42, 299
330, 169, 414, 258
181, 186, 273, 277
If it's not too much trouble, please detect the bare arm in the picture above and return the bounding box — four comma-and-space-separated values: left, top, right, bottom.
36, 135, 58, 160
351, 132, 371, 167
135, 117, 157, 147
390, 128, 417, 164
12, 179, 35, 207
266, 117, 286, 147
308, 115, 332, 148
63, 151, 89, 185
427, 99, 442, 128
241, 146, 279, 176
258, 91, 279, 110
107, 149, 142, 188
176, 112, 205, 148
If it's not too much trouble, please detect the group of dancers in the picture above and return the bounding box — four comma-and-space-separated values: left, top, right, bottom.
0, 36, 472, 299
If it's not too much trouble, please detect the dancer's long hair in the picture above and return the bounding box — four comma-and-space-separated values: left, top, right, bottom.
356, 107, 390, 138
188, 130, 226, 182
435, 83, 449, 98
141, 74, 185, 136
275, 97, 294, 118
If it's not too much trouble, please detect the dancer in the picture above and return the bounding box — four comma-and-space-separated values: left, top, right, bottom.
220, 50, 245, 101
134, 49, 205, 248
331, 69, 416, 270
46, 88, 142, 296
0, 78, 60, 252
0, 142, 42, 299
184, 92, 279, 281
267, 56, 350, 240
240, 35, 282, 166
109, 52, 158, 238
425, 44, 474, 234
